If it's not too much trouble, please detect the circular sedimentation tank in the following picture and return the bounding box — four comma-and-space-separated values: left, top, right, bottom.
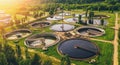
50, 24, 75, 32
5, 29, 32, 40
57, 38, 99, 60
24, 33, 60, 48
30, 21, 50, 28
74, 14, 88, 17
64, 18, 78, 23
46, 16, 64, 21
76, 26, 105, 37
59, 12, 71, 16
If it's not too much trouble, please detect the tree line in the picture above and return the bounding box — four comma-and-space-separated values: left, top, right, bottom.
0, 43, 53, 65
40, 0, 120, 4
0, 43, 71, 65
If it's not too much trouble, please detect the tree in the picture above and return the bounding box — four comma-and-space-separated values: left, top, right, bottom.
49, 10, 54, 18
25, 15, 28, 21
60, 55, 71, 65
25, 47, 31, 59
39, 12, 43, 17
16, 44, 22, 60
97, 3, 101, 11
85, 8, 89, 17
111, 6, 114, 13
89, 11, 94, 18
3, 44, 18, 65
107, 0, 117, 5
19, 59, 31, 65
101, 19, 105, 25
78, 15, 82, 24
88, 11, 94, 24
72, 14, 75, 18
0, 25, 6, 43
0, 53, 8, 65
43, 60, 52, 65
65, 55, 71, 65
0, 44, 2, 52
31, 53, 41, 65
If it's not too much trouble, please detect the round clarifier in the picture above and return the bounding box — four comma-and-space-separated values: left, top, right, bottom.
58, 38, 99, 60
59, 12, 71, 16
30, 21, 50, 28
46, 16, 64, 21
76, 26, 105, 37
24, 33, 60, 48
64, 18, 78, 23
50, 24, 75, 32
5, 29, 32, 40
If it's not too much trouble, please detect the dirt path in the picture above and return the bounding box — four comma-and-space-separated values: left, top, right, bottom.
113, 13, 119, 65
90, 38, 112, 43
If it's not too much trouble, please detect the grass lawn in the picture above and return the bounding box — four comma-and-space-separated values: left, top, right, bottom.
94, 27, 115, 41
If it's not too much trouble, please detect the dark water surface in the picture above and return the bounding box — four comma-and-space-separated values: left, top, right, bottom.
58, 39, 99, 59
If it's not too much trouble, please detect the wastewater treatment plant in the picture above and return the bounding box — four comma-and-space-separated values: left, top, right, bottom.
0, 0, 120, 65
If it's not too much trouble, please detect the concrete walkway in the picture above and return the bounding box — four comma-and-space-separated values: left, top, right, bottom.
113, 13, 119, 65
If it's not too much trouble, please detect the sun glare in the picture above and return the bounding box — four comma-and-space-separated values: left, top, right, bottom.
0, 0, 25, 7
0, 0, 24, 13
0, 0, 17, 5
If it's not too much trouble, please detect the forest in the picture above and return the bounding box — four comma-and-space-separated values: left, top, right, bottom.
41, 0, 120, 4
